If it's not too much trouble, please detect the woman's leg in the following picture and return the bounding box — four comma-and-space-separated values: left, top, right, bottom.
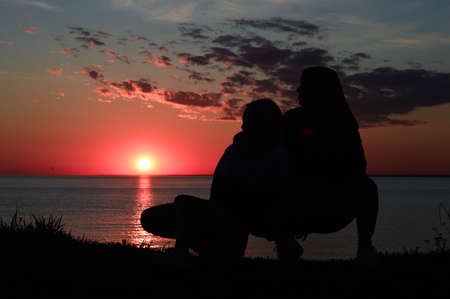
354, 177, 379, 248
283, 176, 378, 250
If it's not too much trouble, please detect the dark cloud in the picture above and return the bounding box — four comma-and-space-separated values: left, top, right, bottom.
140, 50, 174, 68
185, 70, 214, 82
178, 23, 211, 40
109, 79, 153, 97
177, 52, 211, 65
100, 50, 130, 64
212, 34, 272, 48
70, 18, 450, 125
59, 48, 79, 56
68, 26, 110, 48
68, 26, 90, 36
252, 79, 280, 94
83, 67, 105, 82
343, 67, 450, 127
407, 61, 422, 69
232, 18, 324, 38
165, 91, 222, 107
75, 37, 105, 47
224, 71, 254, 88
293, 41, 307, 47
341, 52, 371, 71
216, 98, 246, 120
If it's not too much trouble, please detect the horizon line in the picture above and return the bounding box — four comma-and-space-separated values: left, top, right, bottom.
0, 173, 449, 177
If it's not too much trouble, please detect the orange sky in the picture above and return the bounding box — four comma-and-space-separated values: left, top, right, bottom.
1, 1, 450, 175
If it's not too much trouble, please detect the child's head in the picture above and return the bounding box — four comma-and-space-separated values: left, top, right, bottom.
242, 98, 282, 137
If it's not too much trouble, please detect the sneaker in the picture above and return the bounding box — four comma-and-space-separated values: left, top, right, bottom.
275, 232, 304, 263
357, 245, 379, 266
156, 247, 195, 268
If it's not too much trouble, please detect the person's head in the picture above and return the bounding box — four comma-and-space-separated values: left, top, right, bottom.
296, 66, 359, 129
297, 66, 345, 109
242, 98, 282, 136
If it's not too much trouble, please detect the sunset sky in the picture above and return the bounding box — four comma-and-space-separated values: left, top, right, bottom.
1, 0, 450, 175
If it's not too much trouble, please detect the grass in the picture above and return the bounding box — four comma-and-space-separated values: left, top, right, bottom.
1, 212, 450, 298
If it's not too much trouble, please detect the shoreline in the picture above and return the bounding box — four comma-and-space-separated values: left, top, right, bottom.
2, 214, 450, 297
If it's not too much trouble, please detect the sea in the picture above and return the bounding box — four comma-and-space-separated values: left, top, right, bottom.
0, 175, 449, 260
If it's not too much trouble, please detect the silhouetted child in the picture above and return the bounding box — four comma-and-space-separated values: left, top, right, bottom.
172, 99, 293, 263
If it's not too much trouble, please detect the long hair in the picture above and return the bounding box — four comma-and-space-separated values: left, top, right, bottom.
298, 66, 359, 130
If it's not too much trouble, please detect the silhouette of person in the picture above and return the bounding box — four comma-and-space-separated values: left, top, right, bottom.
170, 99, 288, 262
280, 66, 379, 263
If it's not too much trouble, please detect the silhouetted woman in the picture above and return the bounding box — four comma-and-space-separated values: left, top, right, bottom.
282, 66, 379, 263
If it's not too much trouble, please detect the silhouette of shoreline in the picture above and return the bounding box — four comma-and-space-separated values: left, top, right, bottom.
2, 213, 450, 297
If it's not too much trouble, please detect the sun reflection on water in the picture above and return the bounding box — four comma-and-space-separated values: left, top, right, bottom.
129, 175, 174, 248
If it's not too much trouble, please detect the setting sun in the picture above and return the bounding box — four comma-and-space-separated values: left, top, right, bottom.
137, 158, 151, 172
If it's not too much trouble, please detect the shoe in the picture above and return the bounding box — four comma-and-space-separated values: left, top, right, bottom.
275, 232, 303, 263
156, 247, 195, 268
357, 245, 379, 266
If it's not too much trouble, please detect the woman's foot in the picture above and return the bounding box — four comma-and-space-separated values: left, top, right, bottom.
275, 232, 303, 263
158, 247, 195, 268
357, 245, 378, 266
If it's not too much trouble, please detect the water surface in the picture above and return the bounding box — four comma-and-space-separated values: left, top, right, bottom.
1, 175, 449, 259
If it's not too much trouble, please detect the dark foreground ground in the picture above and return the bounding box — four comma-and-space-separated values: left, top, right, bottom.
1, 216, 450, 298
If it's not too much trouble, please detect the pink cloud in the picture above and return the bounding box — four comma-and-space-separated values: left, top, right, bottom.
144, 55, 174, 68
25, 27, 38, 35
81, 65, 237, 121
94, 87, 119, 99
56, 92, 65, 100
100, 50, 129, 64
47, 68, 63, 76
0, 40, 14, 46
60, 49, 71, 55
97, 98, 112, 103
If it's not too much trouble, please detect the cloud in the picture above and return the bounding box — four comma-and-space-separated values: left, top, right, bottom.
81, 65, 232, 120
67, 17, 450, 125
186, 70, 214, 82
343, 67, 450, 127
100, 50, 130, 64
76, 37, 105, 47
25, 26, 38, 35
143, 55, 174, 68
177, 52, 211, 66
0, 40, 14, 46
60, 49, 72, 55
341, 52, 371, 71
232, 17, 325, 38
212, 34, 273, 48
164, 91, 222, 107
67, 27, 109, 48
12, 0, 61, 11
56, 92, 64, 100
94, 87, 119, 99
178, 23, 212, 39
47, 67, 63, 76
111, 0, 198, 22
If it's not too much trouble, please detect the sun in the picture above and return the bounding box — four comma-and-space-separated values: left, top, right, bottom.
137, 158, 151, 172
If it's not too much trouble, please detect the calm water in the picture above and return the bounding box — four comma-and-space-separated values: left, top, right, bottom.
0, 175, 449, 259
